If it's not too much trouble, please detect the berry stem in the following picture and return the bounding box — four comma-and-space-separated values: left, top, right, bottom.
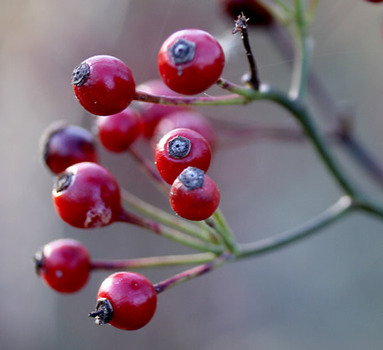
90, 252, 217, 270
134, 90, 249, 106
118, 208, 224, 253
208, 209, 239, 254
232, 13, 260, 90
290, 0, 311, 100
154, 252, 233, 294
121, 188, 220, 244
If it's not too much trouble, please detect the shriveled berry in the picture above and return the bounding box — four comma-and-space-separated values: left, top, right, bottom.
155, 128, 211, 184
158, 29, 225, 95
169, 167, 220, 221
34, 239, 90, 293
97, 107, 142, 152
52, 162, 121, 228
89, 271, 157, 331
40, 122, 98, 174
72, 55, 135, 116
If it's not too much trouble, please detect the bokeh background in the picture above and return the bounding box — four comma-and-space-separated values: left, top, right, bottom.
2, 0, 383, 349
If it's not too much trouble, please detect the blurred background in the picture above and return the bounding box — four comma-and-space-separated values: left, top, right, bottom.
2, 0, 383, 349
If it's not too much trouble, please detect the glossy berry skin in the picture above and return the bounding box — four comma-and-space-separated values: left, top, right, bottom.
72, 55, 135, 116
35, 239, 90, 293
52, 162, 121, 228
97, 107, 142, 152
158, 29, 225, 95
169, 167, 220, 221
91, 272, 157, 331
133, 79, 186, 139
220, 0, 273, 26
152, 110, 215, 149
41, 122, 98, 174
155, 128, 212, 184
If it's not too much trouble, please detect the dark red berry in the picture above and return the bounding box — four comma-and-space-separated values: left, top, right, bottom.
40, 122, 98, 174
72, 55, 135, 116
97, 107, 142, 152
155, 128, 212, 184
158, 29, 225, 95
219, 0, 273, 26
89, 271, 157, 331
169, 167, 220, 221
34, 239, 90, 293
152, 110, 216, 149
52, 162, 121, 228
133, 79, 187, 139
364, 0, 383, 3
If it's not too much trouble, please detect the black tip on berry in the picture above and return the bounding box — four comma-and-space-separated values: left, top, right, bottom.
89, 298, 114, 325
54, 171, 74, 193
33, 249, 44, 275
72, 62, 90, 86
169, 38, 196, 65
178, 167, 204, 190
168, 136, 191, 159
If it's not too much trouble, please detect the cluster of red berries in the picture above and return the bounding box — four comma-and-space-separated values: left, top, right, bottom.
35, 28, 226, 331
35, 0, 383, 334
34, 239, 156, 330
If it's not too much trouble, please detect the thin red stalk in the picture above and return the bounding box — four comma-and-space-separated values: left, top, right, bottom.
117, 209, 224, 253
154, 252, 232, 294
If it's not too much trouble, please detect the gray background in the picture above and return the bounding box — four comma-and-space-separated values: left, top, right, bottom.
1, 0, 383, 349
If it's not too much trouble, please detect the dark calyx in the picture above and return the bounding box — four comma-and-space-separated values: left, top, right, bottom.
88, 298, 114, 325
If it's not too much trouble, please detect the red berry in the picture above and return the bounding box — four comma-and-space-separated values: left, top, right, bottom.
97, 107, 142, 152
152, 110, 216, 149
133, 79, 187, 138
41, 122, 98, 174
364, 0, 383, 3
155, 128, 212, 184
169, 167, 220, 221
158, 29, 225, 95
72, 55, 135, 116
52, 162, 121, 228
219, 0, 273, 26
89, 271, 157, 331
34, 239, 90, 293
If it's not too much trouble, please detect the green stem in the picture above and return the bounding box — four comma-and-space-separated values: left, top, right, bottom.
354, 195, 383, 219
290, 0, 311, 100
210, 209, 240, 254
134, 90, 248, 106
90, 252, 217, 270
238, 196, 354, 258
121, 189, 219, 243
262, 87, 360, 196
118, 209, 224, 254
